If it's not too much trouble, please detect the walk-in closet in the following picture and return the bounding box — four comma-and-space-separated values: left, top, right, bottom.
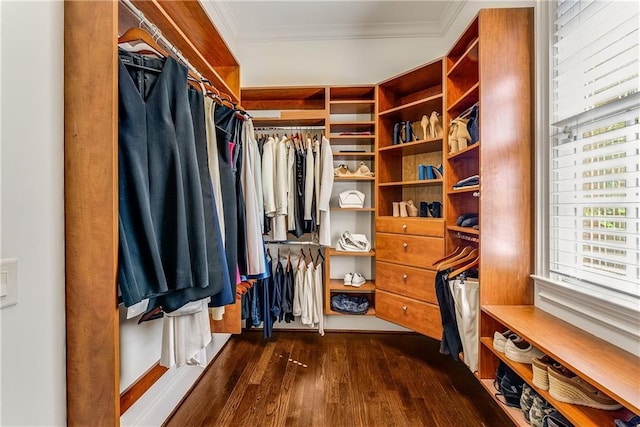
52, 1, 640, 426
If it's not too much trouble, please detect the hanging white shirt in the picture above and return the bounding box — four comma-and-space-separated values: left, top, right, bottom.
275, 136, 288, 216
312, 260, 325, 336
292, 260, 306, 317
301, 260, 315, 325
287, 141, 296, 231
160, 299, 212, 368
262, 137, 276, 217
317, 136, 335, 247
241, 119, 267, 276
204, 98, 225, 240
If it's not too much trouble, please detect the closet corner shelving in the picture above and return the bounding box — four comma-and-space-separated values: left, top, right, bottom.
325, 85, 377, 316
373, 59, 446, 340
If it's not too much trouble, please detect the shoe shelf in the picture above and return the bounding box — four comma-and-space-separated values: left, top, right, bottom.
332, 151, 375, 160
446, 142, 479, 160
378, 179, 443, 187
378, 138, 443, 156
482, 305, 639, 424
334, 176, 375, 182
477, 379, 529, 427
327, 248, 375, 257
480, 337, 624, 427
328, 279, 376, 293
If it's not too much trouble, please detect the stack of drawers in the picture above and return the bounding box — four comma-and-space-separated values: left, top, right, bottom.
375, 217, 444, 339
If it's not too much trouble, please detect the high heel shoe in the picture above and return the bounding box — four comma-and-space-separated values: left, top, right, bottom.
392, 202, 400, 217
421, 115, 430, 140
428, 201, 442, 218
334, 164, 351, 176
354, 162, 374, 177
449, 122, 459, 154
393, 122, 401, 145
454, 118, 472, 150
419, 202, 429, 217
430, 111, 443, 139
399, 201, 409, 217
406, 200, 418, 217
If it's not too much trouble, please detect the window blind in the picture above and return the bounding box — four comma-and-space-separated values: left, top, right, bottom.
550, 0, 639, 297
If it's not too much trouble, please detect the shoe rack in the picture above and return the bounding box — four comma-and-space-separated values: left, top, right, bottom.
374, 59, 446, 339
325, 86, 377, 315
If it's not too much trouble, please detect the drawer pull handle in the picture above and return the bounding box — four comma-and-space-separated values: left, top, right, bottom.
402, 224, 408, 232
403, 242, 408, 249
402, 306, 408, 312
402, 274, 408, 281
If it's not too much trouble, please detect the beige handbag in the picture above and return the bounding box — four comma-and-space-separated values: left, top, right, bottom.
339, 190, 365, 208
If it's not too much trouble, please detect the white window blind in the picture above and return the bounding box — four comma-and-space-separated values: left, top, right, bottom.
550, 0, 640, 297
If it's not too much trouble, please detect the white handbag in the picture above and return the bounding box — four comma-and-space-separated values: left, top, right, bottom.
336, 231, 371, 252
338, 190, 365, 208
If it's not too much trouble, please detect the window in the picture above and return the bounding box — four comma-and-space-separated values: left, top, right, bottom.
535, 0, 639, 353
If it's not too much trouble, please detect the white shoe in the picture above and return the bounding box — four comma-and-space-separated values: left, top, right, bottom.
344, 273, 353, 286
351, 273, 366, 287
505, 339, 545, 364
492, 329, 522, 353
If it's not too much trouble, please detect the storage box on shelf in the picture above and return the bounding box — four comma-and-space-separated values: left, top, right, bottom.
326, 86, 377, 316
373, 59, 446, 339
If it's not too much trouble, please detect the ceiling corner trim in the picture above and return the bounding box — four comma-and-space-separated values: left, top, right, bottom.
438, 0, 467, 35
200, 0, 240, 47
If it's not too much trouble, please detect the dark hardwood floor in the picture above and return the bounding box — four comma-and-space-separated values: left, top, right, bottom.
165, 331, 514, 427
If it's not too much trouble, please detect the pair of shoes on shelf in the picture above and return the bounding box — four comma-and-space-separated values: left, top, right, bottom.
392, 112, 443, 145
343, 272, 366, 287
419, 201, 442, 218
334, 162, 374, 177
505, 338, 545, 364
493, 329, 523, 353
449, 117, 472, 154
418, 164, 443, 180
392, 200, 418, 217
543, 363, 622, 410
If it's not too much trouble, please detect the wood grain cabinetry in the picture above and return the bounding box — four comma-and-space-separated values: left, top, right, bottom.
374, 60, 446, 339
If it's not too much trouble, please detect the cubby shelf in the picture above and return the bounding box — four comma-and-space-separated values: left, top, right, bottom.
327, 248, 375, 257
447, 38, 479, 78
329, 100, 375, 115
334, 176, 375, 182
328, 279, 376, 293
447, 186, 479, 195
478, 379, 529, 427
447, 83, 479, 115
447, 225, 479, 235
332, 152, 375, 159
378, 94, 443, 118
326, 307, 377, 316
330, 207, 375, 212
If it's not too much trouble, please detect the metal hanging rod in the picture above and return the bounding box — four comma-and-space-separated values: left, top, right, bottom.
264, 240, 322, 246
119, 0, 205, 82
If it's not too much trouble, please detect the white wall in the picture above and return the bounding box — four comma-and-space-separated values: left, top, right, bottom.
234, 1, 535, 87
0, 1, 66, 426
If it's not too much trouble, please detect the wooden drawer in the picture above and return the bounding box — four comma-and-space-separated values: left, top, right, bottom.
376, 233, 444, 268
376, 217, 444, 237
376, 261, 438, 305
376, 290, 442, 340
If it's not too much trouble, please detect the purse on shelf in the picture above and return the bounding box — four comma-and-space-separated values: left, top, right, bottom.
339, 190, 365, 208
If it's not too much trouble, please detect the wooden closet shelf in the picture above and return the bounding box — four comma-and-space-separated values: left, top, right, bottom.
447, 142, 479, 160
482, 305, 640, 415
251, 117, 325, 127
329, 86, 376, 100
447, 83, 479, 116
378, 138, 444, 156
332, 151, 375, 159
334, 176, 375, 182
478, 379, 529, 427
447, 185, 479, 195
328, 279, 376, 293
447, 225, 479, 235
327, 248, 376, 257
447, 38, 479, 77
329, 100, 375, 115
326, 307, 377, 316
330, 207, 375, 212
378, 179, 443, 187
378, 94, 443, 119
480, 337, 626, 427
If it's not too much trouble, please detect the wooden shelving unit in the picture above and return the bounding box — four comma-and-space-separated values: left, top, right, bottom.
373, 58, 446, 341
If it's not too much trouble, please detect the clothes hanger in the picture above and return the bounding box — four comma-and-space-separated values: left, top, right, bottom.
266, 247, 272, 262
436, 246, 475, 271
315, 248, 325, 266
449, 256, 479, 279
438, 248, 478, 272
297, 248, 304, 269
118, 27, 169, 58
432, 245, 464, 267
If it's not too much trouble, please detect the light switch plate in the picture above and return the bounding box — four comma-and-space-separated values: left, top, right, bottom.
0, 258, 18, 308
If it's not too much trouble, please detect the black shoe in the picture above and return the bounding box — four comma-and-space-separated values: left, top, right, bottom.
419, 201, 429, 217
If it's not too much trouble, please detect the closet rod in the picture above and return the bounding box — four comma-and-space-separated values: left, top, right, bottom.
264, 240, 322, 246
119, 0, 205, 83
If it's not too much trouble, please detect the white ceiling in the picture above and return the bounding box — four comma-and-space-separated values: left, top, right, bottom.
203, 0, 467, 42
